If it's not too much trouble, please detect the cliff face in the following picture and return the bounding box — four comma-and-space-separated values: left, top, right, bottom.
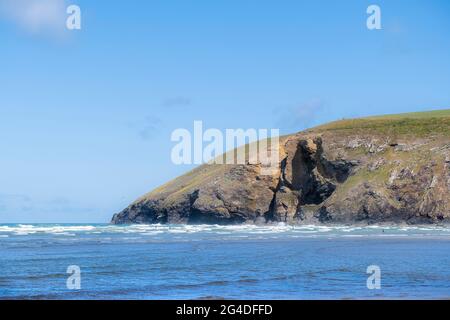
112, 110, 450, 225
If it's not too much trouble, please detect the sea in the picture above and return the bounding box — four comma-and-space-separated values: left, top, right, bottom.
0, 223, 449, 299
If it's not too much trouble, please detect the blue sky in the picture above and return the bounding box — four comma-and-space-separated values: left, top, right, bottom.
0, 0, 449, 222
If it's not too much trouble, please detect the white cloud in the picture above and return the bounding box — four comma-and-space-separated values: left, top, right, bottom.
0, 0, 67, 35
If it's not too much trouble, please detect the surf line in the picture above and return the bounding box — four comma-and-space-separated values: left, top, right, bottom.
176, 304, 210, 318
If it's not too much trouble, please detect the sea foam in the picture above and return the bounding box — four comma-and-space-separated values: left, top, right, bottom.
0, 223, 450, 238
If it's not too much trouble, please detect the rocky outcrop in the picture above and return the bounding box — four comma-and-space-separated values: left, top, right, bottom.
112, 110, 450, 225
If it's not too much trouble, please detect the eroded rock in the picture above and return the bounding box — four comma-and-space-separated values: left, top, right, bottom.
112, 114, 450, 225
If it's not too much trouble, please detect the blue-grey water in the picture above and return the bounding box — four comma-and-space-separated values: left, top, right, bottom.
1, 223, 450, 299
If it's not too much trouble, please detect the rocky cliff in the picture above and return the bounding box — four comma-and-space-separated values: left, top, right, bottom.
112, 110, 450, 225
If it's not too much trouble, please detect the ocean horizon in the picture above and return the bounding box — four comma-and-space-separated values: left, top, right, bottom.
1, 223, 449, 300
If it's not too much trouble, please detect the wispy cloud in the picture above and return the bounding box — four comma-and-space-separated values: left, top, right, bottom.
126, 115, 162, 141
0, 193, 94, 214
162, 96, 192, 108
0, 0, 67, 35
0, 193, 98, 222
0, 193, 32, 212
274, 99, 326, 132
138, 115, 162, 141
126, 113, 164, 141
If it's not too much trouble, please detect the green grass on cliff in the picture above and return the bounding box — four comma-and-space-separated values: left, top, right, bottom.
314, 109, 450, 137
367, 109, 450, 119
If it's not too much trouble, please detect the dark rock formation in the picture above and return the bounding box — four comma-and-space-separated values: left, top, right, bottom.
112, 110, 450, 225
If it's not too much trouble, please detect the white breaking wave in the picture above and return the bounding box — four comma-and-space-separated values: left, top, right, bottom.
0, 223, 450, 237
